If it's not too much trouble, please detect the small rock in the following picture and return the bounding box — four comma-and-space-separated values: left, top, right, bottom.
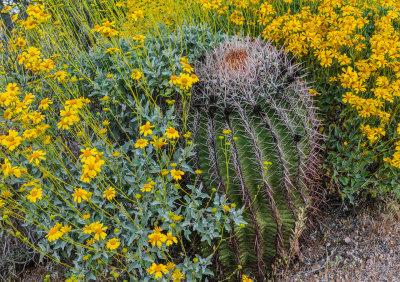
344, 237, 352, 244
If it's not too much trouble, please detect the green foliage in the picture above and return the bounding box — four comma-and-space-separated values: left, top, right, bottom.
0, 24, 244, 281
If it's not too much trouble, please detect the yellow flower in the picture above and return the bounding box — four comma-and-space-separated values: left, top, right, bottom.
166, 262, 175, 271
195, 170, 202, 175
170, 169, 184, 181
1, 130, 23, 151
61, 225, 72, 233
102, 120, 110, 126
72, 188, 89, 203
135, 138, 148, 149
242, 274, 253, 282
182, 63, 194, 73
165, 232, 177, 246
46, 223, 63, 242
131, 70, 142, 80
27, 150, 46, 165
148, 232, 167, 247
139, 121, 155, 136
84, 221, 108, 241
141, 180, 155, 192
106, 238, 120, 250
147, 263, 168, 279
172, 269, 184, 281
86, 238, 95, 245
171, 214, 183, 221
149, 136, 167, 149
83, 213, 91, 220
81, 155, 105, 181
169, 75, 179, 85
79, 148, 98, 162
105, 47, 121, 54
103, 187, 116, 201
1, 189, 12, 198
27, 187, 43, 203
165, 127, 179, 139
38, 98, 52, 110
222, 205, 231, 211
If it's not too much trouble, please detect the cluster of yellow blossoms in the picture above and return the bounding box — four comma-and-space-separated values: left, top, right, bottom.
24, 180, 43, 203
169, 57, 199, 90
46, 222, 71, 242
1, 158, 25, 178
146, 227, 182, 280
79, 148, 105, 183
19, 4, 51, 30
147, 226, 177, 247
147, 262, 183, 280
92, 19, 119, 37
0, 83, 52, 163
57, 98, 91, 130
197, 0, 223, 11
46, 220, 120, 250
135, 121, 187, 181
360, 124, 386, 144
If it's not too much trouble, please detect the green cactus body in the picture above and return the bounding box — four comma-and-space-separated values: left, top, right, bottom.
191, 37, 322, 279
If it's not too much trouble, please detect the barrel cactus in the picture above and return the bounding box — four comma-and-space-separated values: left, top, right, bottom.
191, 37, 322, 279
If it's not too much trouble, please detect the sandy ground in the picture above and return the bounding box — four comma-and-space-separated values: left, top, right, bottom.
277, 197, 400, 282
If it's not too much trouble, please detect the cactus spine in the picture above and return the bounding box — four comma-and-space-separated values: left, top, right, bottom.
191, 37, 322, 279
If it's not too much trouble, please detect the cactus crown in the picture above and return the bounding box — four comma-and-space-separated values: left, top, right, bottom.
191, 37, 323, 279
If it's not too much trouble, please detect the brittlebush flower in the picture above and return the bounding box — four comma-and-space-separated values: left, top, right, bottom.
131, 70, 142, 80
28, 150, 46, 165
1, 130, 23, 151
27, 187, 43, 203
166, 262, 175, 271
135, 138, 148, 149
164, 127, 179, 139
242, 274, 253, 282
173, 269, 184, 281
148, 232, 167, 247
141, 180, 155, 192
79, 148, 98, 162
147, 263, 168, 279
46, 223, 63, 242
72, 188, 90, 203
38, 98, 52, 110
106, 238, 120, 250
83, 222, 108, 241
139, 121, 154, 136
170, 169, 184, 181
103, 187, 116, 200
61, 225, 72, 233
150, 136, 168, 148
165, 232, 177, 246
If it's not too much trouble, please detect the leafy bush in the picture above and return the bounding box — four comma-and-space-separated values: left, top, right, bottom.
0, 7, 244, 281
